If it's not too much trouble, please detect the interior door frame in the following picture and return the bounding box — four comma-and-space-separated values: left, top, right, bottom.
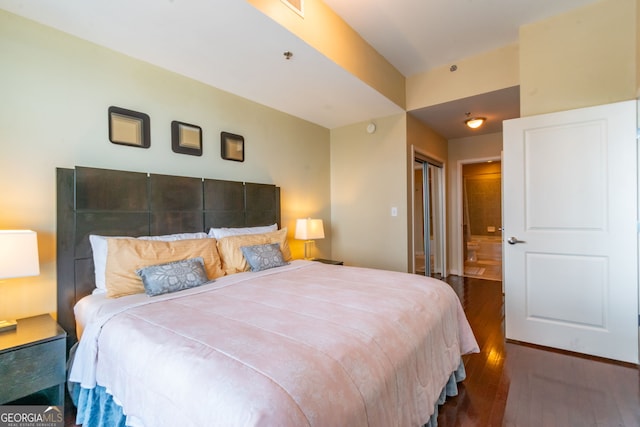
410, 145, 446, 276
456, 156, 502, 277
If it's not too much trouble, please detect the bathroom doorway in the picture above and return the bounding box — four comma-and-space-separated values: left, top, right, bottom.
462, 161, 502, 281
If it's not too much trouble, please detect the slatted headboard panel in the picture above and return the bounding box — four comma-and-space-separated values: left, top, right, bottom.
56, 166, 280, 349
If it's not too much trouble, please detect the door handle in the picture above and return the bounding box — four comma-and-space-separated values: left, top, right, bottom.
507, 236, 525, 245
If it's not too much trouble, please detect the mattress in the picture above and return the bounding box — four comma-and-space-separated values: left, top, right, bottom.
69, 260, 478, 426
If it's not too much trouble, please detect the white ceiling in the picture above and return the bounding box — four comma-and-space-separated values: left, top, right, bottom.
1, 0, 599, 137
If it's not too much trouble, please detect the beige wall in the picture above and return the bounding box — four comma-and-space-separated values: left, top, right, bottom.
520, 0, 637, 116
330, 114, 408, 271
447, 133, 503, 276
637, 0, 640, 97
0, 11, 331, 321
406, 115, 448, 160
407, 44, 519, 110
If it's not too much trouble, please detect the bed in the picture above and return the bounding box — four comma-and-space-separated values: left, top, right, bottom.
58, 166, 479, 427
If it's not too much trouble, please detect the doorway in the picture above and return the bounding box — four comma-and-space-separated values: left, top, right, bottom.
413, 153, 445, 278
462, 161, 502, 281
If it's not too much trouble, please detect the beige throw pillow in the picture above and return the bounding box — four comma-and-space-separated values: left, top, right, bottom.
105, 237, 224, 298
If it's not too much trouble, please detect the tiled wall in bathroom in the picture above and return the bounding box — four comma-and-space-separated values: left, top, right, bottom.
463, 162, 502, 237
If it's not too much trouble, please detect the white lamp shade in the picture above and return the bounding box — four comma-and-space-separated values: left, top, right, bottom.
0, 230, 40, 279
294, 219, 325, 240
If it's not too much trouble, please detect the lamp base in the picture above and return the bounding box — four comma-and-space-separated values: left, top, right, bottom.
303, 240, 316, 260
0, 319, 17, 333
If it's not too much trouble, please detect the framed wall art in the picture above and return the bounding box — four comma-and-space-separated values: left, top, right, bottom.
108, 106, 150, 148
172, 121, 203, 156
221, 131, 244, 162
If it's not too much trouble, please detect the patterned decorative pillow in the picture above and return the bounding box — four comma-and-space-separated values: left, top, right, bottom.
241, 243, 289, 272
216, 228, 291, 275
136, 257, 210, 297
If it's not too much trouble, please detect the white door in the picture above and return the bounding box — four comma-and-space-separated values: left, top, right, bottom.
503, 100, 638, 364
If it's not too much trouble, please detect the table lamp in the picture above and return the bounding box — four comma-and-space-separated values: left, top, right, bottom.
294, 218, 325, 260
0, 230, 40, 332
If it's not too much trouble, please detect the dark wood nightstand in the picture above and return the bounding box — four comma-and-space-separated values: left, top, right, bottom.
0, 314, 67, 405
313, 258, 344, 265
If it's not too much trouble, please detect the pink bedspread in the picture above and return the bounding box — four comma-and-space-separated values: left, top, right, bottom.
70, 261, 478, 427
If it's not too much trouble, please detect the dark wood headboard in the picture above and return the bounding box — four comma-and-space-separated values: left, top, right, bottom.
56, 166, 280, 349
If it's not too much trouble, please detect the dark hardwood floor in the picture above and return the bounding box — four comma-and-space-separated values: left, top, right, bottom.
65, 276, 640, 426
439, 275, 640, 427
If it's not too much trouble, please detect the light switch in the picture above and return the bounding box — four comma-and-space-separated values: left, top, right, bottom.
391, 207, 398, 217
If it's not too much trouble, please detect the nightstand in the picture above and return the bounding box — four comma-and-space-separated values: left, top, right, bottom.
0, 314, 67, 405
313, 258, 344, 265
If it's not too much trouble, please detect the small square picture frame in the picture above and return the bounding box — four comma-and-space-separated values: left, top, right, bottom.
221, 131, 244, 162
172, 121, 203, 156
108, 106, 150, 148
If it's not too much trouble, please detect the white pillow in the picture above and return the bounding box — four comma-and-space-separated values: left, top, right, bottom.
208, 224, 278, 239
89, 232, 208, 291
138, 232, 208, 242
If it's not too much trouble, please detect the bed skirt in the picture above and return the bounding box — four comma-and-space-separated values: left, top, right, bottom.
68, 355, 467, 427
425, 361, 466, 427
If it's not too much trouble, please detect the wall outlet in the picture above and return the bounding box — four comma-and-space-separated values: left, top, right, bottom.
391, 207, 398, 217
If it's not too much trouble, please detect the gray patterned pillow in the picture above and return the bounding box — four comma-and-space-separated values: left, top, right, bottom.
136, 257, 209, 297
241, 243, 289, 272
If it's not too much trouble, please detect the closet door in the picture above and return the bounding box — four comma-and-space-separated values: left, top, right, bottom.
416, 156, 445, 278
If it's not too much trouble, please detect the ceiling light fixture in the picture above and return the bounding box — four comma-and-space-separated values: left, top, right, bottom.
464, 112, 486, 129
